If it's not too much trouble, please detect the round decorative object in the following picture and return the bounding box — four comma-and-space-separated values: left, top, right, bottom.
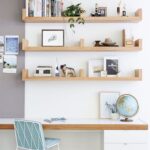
116, 94, 139, 122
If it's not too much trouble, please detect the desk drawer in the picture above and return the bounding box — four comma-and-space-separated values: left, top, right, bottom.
104, 131, 148, 144
105, 143, 148, 150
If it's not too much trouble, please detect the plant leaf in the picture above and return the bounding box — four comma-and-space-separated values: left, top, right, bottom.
70, 24, 75, 28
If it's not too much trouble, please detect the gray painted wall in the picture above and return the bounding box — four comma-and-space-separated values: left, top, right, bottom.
0, 0, 25, 118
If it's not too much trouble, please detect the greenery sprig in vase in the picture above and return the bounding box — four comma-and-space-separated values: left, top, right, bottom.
63, 3, 85, 33
106, 102, 120, 120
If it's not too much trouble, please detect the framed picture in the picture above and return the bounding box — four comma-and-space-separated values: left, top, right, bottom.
5, 35, 19, 55
98, 7, 107, 16
99, 91, 120, 118
88, 59, 104, 77
104, 57, 119, 76
42, 29, 64, 47
0, 36, 4, 52
3, 55, 17, 73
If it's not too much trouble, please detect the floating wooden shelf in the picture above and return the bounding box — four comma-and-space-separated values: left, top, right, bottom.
22, 39, 142, 52
22, 69, 142, 81
22, 9, 142, 23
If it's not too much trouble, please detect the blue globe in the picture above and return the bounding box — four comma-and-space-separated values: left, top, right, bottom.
116, 94, 139, 118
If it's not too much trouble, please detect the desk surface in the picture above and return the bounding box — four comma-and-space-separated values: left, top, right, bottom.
0, 118, 148, 130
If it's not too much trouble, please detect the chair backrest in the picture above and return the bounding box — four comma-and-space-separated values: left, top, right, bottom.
14, 120, 45, 150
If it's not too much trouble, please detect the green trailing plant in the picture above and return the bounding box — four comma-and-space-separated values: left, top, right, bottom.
63, 3, 85, 33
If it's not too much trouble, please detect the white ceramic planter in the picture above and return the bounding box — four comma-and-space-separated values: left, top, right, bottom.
111, 113, 120, 120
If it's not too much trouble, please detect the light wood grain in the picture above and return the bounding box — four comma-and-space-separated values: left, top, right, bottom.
22, 9, 142, 23
0, 123, 148, 130
22, 69, 142, 81
22, 39, 142, 52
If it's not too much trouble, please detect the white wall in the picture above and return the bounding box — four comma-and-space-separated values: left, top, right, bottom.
24, 0, 150, 150
1, 0, 149, 150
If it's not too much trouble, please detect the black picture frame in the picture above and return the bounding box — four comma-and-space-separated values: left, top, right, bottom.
98, 7, 107, 16
104, 57, 119, 75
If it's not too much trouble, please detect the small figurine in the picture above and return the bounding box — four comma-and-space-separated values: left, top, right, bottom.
122, 3, 126, 16
95, 3, 98, 15
55, 58, 60, 77
117, 0, 122, 16
60, 64, 76, 77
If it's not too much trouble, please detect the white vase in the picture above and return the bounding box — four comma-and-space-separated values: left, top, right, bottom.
111, 113, 120, 120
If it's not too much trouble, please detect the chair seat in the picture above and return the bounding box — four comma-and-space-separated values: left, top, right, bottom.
45, 138, 60, 148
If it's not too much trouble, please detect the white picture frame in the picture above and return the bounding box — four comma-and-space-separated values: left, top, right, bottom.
88, 59, 104, 77
99, 91, 120, 118
5, 35, 19, 55
104, 57, 119, 76
42, 30, 64, 47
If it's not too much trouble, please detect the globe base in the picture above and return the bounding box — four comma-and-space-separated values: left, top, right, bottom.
120, 118, 133, 122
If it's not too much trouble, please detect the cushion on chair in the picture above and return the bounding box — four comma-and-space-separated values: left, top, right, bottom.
45, 138, 60, 148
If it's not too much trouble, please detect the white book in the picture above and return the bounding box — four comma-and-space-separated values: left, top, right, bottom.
35, 0, 42, 16
26, 0, 28, 16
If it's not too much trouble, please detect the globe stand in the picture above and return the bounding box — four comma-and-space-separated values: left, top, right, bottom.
120, 118, 133, 122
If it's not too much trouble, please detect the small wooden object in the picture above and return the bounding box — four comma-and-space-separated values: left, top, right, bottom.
79, 69, 85, 77
80, 39, 84, 48
122, 29, 135, 47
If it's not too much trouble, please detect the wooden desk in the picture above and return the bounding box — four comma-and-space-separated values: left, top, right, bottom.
0, 119, 148, 130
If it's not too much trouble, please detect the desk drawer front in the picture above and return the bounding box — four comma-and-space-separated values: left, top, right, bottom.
105, 143, 148, 150
104, 131, 148, 144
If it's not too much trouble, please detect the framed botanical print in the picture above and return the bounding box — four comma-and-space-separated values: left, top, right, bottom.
42, 29, 64, 47
99, 91, 120, 118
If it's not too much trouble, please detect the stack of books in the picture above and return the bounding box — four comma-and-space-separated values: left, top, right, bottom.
26, 0, 64, 17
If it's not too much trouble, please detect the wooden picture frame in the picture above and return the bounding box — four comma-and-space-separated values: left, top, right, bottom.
42, 29, 64, 47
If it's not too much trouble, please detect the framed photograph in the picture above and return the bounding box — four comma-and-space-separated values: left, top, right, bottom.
104, 57, 119, 76
88, 59, 104, 77
99, 91, 120, 118
0, 36, 4, 52
0, 53, 3, 63
42, 30, 64, 47
3, 55, 17, 73
98, 7, 107, 16
5, 35, 19, 55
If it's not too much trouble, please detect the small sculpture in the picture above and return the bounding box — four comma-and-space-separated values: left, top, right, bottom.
55, 58, 60, 77
122, 3, 126, 16
117, 0, 122, 16
60, 64, 76, 77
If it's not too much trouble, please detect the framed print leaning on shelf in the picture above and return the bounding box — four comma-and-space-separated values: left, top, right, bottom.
104, 57, 119, 76
88, 59, 104, 77
5, 35, 19, 55
42, 29, 64, 47
99, 91, 120, 118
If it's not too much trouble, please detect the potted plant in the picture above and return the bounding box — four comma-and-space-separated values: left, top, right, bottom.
105, 102, 120, 120
63, 3, 85, 33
